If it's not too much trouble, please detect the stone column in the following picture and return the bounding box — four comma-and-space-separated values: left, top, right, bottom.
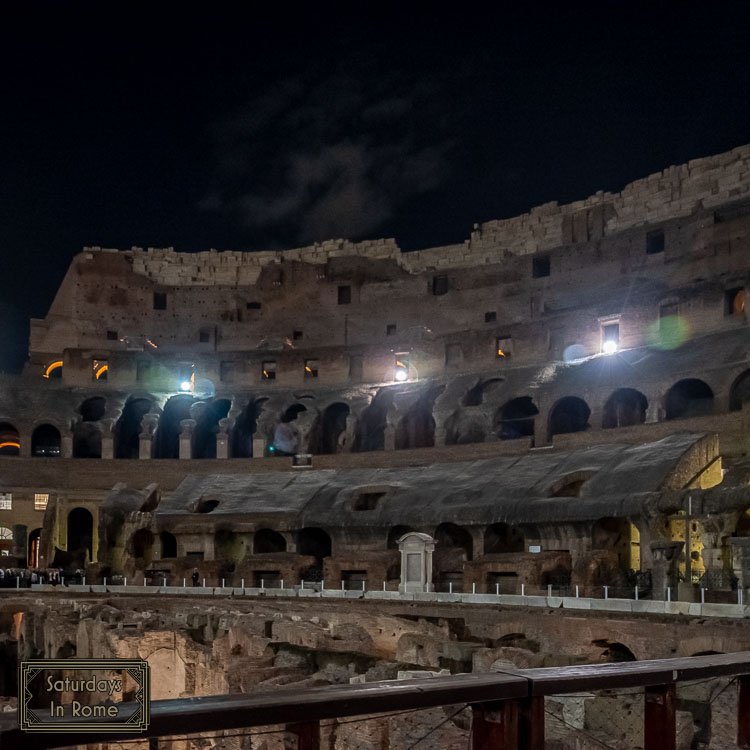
338, 414, 357, 453
139, 414, 159, 459
100, 419, 114, 460
399, 532, 435, 593
61, 430, 74, 459
19, 431, 32, 458
216, 418, 231, 459
730, 538, 750, 590
645, 394, 661, 424
179, 419, 196, 460
650, 540, 684, 600
533, 407, 550, 447
252, 437, 266, 458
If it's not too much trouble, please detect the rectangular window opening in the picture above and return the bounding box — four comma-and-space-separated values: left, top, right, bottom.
34, 493, 49, 511
386, 323, 397, 336
724, 287, 746, 316
293, 330, 303, 341
484, 311, 497, 323
646, 230, 665, 254
92, 359, 108, 381
199, 329, 211, 343
0, 493, 11, 511
532, 255, 550, 278
601, 322, 620, 352
246, 301, 262, 310
106, 330, 118, 341
262, 361, 276, 380
432, 275, 449, 296
338, 285, 351, 305
153, 292, 167, 310
304, 359, 319, 379
496, 336, 513, 359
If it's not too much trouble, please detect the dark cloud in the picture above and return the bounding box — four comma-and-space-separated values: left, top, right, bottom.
201, 71, 455, 244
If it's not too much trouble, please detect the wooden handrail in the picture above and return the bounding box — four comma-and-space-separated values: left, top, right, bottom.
2, 652, 750, 749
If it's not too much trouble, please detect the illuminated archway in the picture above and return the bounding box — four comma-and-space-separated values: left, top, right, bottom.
43, 360, 63, 379
0, 423, 20, 456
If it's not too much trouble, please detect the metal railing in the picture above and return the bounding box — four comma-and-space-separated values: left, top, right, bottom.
2, 652, 750, 749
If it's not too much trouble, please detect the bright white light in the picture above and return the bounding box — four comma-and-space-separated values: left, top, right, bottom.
179, 380, 192, 392
394, 367, 408, 382
602, 340, 618, 355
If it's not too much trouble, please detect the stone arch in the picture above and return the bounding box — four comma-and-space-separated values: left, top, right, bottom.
434, 522, 473, 561
308, 402, 350, 454
387, 525, 414, 550
592, 639, 637, 662
154, 394, 196, 459
232, 397, 268, 458
297, 527, 332, 563
396, 386, 444, 450
215, 528, 245, 564
729, 369, 750, 411
193, 399, 231, 459
548, 470, 596, 498
548, 396, 591, 440
31, 424, 61, 457
254, 528, 287, 554
159, 531, 177, 559
67, 507, 93, 561
0, 422, 20, 456
73, 397, 106, 458
272, 403, 307, 455
484, 523, 524, 554
130, 528, 155, 565
28, 527, 42, 567
461, 378, 503, 407
355, 389, 393, 452
114, 398, 152, 459
602, 388, 648, 429
664, 378, 714, 420
495, 397, 539, 440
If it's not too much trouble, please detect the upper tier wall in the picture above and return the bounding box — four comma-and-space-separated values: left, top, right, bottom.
85, 143, 750, 285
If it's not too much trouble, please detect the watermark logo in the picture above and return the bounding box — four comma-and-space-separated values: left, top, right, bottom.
19, 659, 149, 733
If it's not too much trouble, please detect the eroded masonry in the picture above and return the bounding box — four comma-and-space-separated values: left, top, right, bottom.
0, 144, 749, 597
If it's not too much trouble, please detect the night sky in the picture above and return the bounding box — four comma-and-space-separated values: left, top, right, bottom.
1, 2, 749, 372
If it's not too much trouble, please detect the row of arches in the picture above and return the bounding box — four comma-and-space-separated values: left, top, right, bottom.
1, 371, 748, 458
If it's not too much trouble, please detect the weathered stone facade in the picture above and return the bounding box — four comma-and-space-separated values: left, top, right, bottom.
0, 143, 748, 600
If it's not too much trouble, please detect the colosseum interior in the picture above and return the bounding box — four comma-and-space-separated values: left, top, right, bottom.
1, 143, 750, 748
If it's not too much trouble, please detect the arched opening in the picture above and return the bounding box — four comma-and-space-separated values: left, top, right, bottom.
80, 397, 106, 422
435, 523, 473, 561
215, 529, 245, 564
232, 398, 267, 458
592, 640, 637, 662
592, 517, 631, 570
461, 378, 502, 407
396, 387, 444, 450
734, 509, 750, 537
43, 360, 63, 379
730, 370, 750, 412
355, 389, 392, 452
387, 525, 414, 550
159, 531, 177, 559
0, 527, 13, 556
541, 565, 571, 587
130, 529, 154, 565
548, 396, 591, 439
484, 523, 525, 554
272, 404, 306, 455
297, 528, 332, 562
495, 397, 539, 440
73, 397, 106, 458
602, 388, 648, 429
254, 528, 287, 554
67, 507, 93, 561
444, 409, 486, 445
193, 399, 231, 459
309, 402, 350, 454
665, 379, 714, 420
114, 398, 152, 459
154, 395, 196, 459
31, 424, 61, 457
548, 470, 596, 498
28, 528, 42, 568
0, 423, 20, 456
